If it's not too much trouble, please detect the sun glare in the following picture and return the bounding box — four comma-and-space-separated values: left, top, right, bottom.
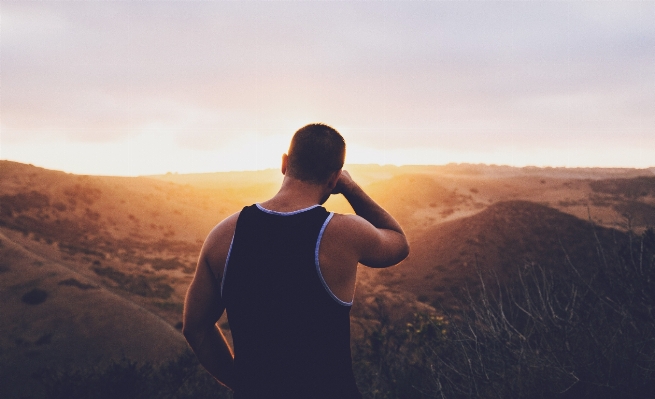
3, 130, 653, 177
2, 130, 293, 176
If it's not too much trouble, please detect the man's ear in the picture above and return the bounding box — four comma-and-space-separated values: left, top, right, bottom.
281, 154, 288, 175
327, 169, 342, 190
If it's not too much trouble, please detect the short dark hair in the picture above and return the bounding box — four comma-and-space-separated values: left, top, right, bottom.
286, 124, 346, 184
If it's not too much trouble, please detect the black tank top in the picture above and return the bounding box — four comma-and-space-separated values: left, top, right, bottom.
221, 204, 362, 399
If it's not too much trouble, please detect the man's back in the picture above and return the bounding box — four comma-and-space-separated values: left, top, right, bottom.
222, 204, 360, 398
183, 124, 409, 397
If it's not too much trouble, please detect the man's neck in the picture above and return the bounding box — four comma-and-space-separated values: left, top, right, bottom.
259, 176, 329, 213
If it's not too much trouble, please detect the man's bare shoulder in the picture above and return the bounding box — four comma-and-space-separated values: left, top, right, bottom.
329, 212, 373, 232
328, 212, 409, 268
327, 213, 380, 246
205, 212, 240, 246
200, 211, 240, 279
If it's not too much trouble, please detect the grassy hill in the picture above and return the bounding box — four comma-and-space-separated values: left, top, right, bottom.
1, 160, 653, 398
370, 200, 627, 311
0, 228, 189, 399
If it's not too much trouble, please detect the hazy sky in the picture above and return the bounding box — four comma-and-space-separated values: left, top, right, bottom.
1, 1, 654, 176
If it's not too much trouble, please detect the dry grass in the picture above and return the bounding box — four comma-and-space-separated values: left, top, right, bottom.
352, 228, 655, 398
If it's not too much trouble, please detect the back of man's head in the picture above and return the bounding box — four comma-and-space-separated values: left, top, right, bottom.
287, 124, 346, 184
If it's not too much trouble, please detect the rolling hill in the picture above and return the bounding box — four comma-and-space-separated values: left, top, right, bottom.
1, 160, 653, 397
368, 200, 629, 311
0, 228, 188, 399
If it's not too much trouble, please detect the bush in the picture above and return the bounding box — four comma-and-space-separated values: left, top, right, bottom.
38, 350, 232, 399
22, 288, 49, 305
353, 307, 447, 399
352, 228, 655, 398
34, 228, 655, 399
92, 265, 174, 299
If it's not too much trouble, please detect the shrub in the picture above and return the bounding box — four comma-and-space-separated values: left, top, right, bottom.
58, 278, 97, 290
22, 288, 49, 305
92, 266, 174, 299
149, 257, 185, 271
353, 300, 446, 399
352, 228, 655, 399
38, 350, 232, 399
0, 191, 50, 216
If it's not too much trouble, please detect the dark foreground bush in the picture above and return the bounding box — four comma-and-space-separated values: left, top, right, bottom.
352, 228, 655, 398
38, 350, 232, 399
39, 229, 655, 398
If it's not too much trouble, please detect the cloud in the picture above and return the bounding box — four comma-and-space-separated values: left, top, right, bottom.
1, 1, 653, 168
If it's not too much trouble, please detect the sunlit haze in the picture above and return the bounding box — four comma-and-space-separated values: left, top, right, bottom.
1, 1, 654, 176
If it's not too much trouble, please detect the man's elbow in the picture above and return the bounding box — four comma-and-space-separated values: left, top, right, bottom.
368, 241, 409, 268
182, 321, 202, 348
399, 240, 410, 262
390, 229, 410, 260
182, 323, 193, 342
391, 239, 410, 265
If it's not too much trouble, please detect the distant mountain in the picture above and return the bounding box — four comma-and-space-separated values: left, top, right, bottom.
372, 200, 627, 310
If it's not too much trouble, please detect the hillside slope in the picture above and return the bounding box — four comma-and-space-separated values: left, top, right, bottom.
1, 161, 651, 396
0, 229, 188, 399
0, 161, 261, 327
371, 200, 627, 310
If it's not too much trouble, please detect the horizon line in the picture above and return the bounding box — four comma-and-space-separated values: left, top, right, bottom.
2, 159, 654, 179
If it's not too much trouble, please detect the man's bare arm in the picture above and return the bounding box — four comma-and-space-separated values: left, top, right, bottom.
333, 171, 409, 267
182, 215, 239, 390
335, 171, 404, 234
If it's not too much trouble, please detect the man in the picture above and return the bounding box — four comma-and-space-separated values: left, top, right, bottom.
183, 123, 409, 398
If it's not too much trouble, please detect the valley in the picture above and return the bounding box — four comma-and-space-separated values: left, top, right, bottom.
1, 160, 654, 398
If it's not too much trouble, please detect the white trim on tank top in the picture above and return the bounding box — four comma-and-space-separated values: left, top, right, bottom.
221, 204, 318, 298
220, 234, 235, 298
315, 212, 353, 306
221, 205, 351, 306
255, 203, 320, 215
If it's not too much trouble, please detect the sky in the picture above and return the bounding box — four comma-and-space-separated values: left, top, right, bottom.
1, 1, 654, 176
